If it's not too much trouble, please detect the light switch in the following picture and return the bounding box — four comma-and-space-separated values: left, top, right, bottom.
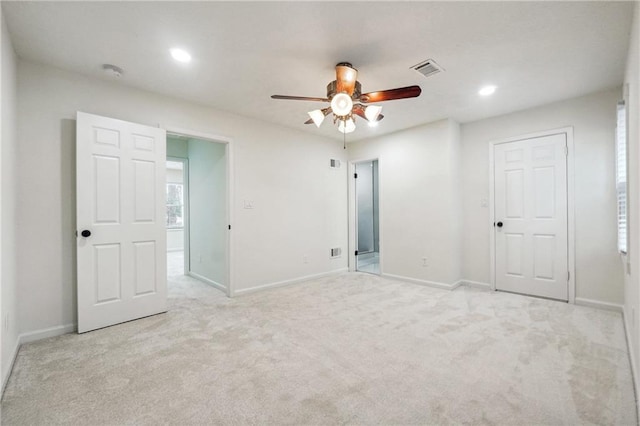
243, 200, 254, 209
480, 198, 488, 207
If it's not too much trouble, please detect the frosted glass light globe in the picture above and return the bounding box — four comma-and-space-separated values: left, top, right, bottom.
364, 105, 382, 122
338, 118, 356, 134
331, 93, 353, 116
307, 109, 325, 127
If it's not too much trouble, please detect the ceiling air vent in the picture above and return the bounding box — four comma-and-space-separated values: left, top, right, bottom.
411, 59, 443, 78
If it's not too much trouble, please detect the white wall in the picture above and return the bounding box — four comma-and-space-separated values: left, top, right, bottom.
166, 229, 184, 252
16, 60, 347, 335
623, 2, 640, 397
167, 137, 188, 158
461, 88, 623, 304
348, 119, 462, 286
1, 8, 19, 388
188, 138, 226, 286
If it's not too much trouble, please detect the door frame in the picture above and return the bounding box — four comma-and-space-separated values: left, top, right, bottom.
348, 157, 382, 273
164, 126, 235, 298
166, 156, 190, 275
488, 126, 575, 303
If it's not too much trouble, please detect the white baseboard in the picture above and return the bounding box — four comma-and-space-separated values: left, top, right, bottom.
380, 276, 491, 292
234, 268, 348, 296
2, 323, 76, 398
188, 271, 226, 292
19, 323, 77, 344
381, 273, 458, 291
459, 279, 492, 290
622, 306, 640, 421
575, 297, 623, 312
1, 337, 21, 396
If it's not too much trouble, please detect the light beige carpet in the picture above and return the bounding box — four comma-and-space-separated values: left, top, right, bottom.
1, 272, 636, 425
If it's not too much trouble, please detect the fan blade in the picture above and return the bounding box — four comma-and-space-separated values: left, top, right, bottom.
271, 95, 330, 102
335, 63, 358, 96
352, 104, 367, 121
359, 85, 422, 103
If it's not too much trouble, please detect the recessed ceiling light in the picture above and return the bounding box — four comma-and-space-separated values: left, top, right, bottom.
479, 85, 497, 96
170, 48, 191, 63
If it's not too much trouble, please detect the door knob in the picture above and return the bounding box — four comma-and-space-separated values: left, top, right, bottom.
81, 230, 91, 238
496, 221, 503, 228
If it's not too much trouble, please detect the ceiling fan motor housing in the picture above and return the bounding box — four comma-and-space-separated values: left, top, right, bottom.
326, 80, 361, 100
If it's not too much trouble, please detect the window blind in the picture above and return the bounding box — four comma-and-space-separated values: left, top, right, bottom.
616, 101, 628, 253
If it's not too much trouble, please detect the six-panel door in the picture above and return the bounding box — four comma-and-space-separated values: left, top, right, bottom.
77, 112, 167, 333
494, 133, 569, 301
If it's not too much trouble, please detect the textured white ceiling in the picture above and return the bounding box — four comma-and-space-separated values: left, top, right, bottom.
3, 1, 634, 141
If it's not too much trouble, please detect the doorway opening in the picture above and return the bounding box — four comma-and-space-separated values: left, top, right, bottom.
166, 132, 231, 296
355, 160, 380, 274
166, 158, 188, 277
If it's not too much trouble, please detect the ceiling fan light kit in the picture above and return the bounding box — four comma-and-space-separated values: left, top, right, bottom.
271, 62, 422, 134
330, 92, 353, 116
307, 109, 326, 127
364, 105, 383, 122
338, 117, 356, 134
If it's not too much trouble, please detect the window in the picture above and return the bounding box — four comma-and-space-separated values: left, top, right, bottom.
166, 183, 184, 228
616, 101, 628, 253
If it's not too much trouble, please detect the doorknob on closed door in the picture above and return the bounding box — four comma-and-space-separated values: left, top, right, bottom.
81, 230, 91, 238
496, 221, 503, 228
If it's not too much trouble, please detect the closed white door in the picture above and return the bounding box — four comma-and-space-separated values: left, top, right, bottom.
76, 112, 167, 333
494, 133, 568, 301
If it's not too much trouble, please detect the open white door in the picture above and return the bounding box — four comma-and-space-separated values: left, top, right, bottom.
493, 133, 568, 301
76, 112, 167, 333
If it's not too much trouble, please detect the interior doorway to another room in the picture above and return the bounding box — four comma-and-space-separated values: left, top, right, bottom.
355, 160, 380, 274
166, 133, 230, 295
166, 158, 188, 276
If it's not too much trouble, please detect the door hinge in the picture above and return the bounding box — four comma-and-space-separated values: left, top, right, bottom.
354, 173, 358, 179
567, 271, 570, 281
355, 250, 359, 256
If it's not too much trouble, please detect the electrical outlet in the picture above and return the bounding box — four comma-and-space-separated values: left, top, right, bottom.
303, 255, 309, 264
422, 257, 428, 267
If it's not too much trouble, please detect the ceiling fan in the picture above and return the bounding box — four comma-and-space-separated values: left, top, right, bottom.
271, 62, 422, 134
